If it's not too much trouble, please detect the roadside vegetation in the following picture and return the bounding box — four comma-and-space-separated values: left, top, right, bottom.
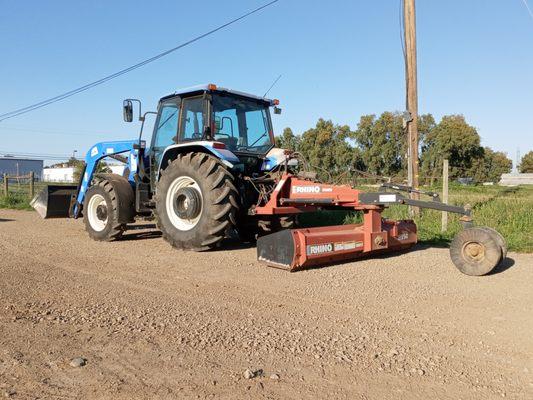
0, 192, 33, 210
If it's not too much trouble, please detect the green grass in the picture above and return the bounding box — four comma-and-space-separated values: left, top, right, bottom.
301, 185, 533, 253
0, 192, 33, 210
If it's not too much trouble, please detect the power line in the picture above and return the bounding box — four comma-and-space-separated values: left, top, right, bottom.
521, 0, 533, 20
0, 154, 76, 161
0, 150, 74, 158
0, 125, 110, 136
0, 0, 279, 122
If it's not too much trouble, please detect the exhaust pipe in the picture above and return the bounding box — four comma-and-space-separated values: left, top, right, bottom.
30, 185, 78, 219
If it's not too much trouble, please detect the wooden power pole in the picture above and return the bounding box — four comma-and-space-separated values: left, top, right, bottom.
404, 0, 420, 214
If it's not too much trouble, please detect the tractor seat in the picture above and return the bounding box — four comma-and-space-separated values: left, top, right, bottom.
215, 136, 238, 151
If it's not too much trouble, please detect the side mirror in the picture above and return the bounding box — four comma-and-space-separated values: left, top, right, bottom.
123, 100, 133, 122
273, 106, 282, 115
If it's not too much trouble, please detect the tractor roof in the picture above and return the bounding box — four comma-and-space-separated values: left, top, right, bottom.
163, 84, 277, 105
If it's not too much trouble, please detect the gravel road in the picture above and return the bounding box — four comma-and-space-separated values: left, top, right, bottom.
1, 209, 532, 399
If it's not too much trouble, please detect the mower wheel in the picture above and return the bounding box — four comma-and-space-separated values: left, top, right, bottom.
155, 152, 238, 251
83, 177, 131, 241
479, 226, 507, 260
450, 227, 502, 276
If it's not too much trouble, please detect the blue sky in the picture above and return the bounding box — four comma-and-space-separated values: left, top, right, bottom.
0, 0, 532, 165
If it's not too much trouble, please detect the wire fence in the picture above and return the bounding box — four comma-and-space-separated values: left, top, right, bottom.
1, 173, 45, 199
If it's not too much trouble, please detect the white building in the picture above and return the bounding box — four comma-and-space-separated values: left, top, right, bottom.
108, 164, 126, 176
499, 173, 533, 186
43, 164, 126, 183
43, 167, 75, 183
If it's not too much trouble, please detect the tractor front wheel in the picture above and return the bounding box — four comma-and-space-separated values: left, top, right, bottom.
83, 179, 128, 241
155, 152, 238, 251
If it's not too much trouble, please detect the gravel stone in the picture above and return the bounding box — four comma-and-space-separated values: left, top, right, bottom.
243, 369, 255, 379
69, 357, 87, 368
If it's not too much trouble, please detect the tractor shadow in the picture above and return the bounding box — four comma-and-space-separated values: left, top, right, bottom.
121, 223, 162, 241
219, 237, 256, 251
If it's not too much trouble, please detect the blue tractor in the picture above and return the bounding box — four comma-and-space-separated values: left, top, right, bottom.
32, 84, 294, 250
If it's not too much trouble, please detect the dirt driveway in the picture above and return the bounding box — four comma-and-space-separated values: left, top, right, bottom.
1, 209, 532, 399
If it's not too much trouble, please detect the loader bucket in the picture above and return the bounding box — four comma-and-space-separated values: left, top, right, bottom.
30, 185, 78, 219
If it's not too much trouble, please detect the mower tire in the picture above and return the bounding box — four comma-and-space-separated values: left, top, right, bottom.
450, 227, 502, 276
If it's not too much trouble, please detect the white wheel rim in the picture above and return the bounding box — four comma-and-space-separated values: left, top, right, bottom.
166, 176, 203, 231
87, 194, 108, 232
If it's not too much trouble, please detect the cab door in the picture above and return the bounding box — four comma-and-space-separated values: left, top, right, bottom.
150, 98, 180, 185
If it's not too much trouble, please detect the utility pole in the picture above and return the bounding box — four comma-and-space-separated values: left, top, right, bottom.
404, 0, 420, 215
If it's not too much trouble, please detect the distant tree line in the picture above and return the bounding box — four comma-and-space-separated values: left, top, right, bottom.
276, 112, 513, 184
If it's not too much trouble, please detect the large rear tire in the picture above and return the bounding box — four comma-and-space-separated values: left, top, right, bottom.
83, 178, 128, 241
450, 227, 502, 276
155, 152, 238, 251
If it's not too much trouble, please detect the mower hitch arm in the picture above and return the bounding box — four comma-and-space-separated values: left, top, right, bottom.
359, 192, 471, 216
381, 183, 440, 200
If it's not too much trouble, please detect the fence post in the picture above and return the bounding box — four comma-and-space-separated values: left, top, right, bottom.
29, 171, 35, 198
3, 174, 8, 196
441, 159, 449, 232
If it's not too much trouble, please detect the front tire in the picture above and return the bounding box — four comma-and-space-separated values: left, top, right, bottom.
155, 152, 238, 251
83, 179, 126, 241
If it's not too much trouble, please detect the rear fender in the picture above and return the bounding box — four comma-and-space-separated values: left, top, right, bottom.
157, 141, 239, 179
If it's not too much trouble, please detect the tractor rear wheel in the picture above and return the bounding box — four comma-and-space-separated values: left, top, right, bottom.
83, 178, 127, 241
155, 152, 238, 251
450, 227, 502, 276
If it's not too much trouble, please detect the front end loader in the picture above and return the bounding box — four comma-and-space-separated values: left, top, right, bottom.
31, 84, 507, 276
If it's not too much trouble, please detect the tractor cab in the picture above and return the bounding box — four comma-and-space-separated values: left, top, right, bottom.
130, 84, 280, 179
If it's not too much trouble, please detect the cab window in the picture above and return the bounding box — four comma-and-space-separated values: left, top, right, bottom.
153, 101, 179, 149
179, 96, 204, 141
151, 99, 180, 170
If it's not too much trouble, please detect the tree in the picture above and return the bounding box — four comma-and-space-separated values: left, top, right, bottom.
71, 157, 110, 182
420, 115, 483, 182
353, 112, 435, 178
275, 127, 300, 151
482, 148, 512, 182
519, 151, 533, 173
298, 119, 363, 181
354, 113, 401, 177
